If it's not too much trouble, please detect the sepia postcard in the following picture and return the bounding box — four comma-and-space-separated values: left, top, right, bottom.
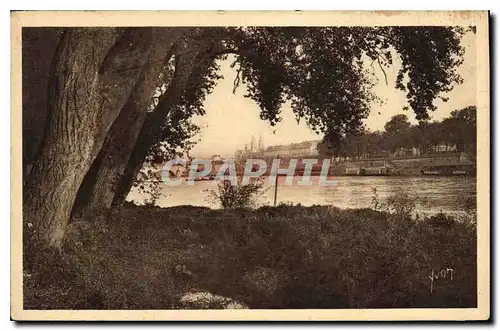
11, 10, 490, 321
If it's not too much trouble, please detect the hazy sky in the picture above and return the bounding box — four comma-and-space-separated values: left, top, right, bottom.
191, 31, 476, 158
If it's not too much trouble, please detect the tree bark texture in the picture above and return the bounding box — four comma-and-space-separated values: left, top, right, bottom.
111, 47, 203, 206
73, 28, 188, 218
23, 28, 153, 249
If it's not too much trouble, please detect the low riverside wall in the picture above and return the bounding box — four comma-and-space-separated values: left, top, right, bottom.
342, 153, 475, 176
159, 152, 476, 179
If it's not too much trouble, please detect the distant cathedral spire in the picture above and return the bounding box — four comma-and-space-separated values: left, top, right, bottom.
250, 135, 256, 152
258, 135, 265, 151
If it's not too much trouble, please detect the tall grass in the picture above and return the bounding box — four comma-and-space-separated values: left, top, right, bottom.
24, 202, 477, 309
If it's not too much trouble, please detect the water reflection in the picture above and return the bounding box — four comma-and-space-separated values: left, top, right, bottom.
127, 176, 476, 216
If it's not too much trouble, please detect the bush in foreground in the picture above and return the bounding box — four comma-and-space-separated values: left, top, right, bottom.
205, 179, 267, 209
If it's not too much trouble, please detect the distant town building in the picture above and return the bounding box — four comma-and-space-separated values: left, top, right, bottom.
434, 144, 457, 153
258, 136, 265, 152
235, 137, 322, 162
393, 147, 421, 157
211, 154, 223, 162
391, 144, 456, 158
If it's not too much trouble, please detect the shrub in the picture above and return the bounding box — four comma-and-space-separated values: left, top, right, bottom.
371, 187, 417, 220
206, 178, 266, 209
132, 166, 164, 206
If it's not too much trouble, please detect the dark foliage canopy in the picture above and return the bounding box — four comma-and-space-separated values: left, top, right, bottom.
225, 26, 467, 149
22, 26, 469, 177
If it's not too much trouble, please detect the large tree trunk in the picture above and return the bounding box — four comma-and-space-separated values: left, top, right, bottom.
111, 50, 202, 206
23, 28, 154, 249
72, 28, 188, 219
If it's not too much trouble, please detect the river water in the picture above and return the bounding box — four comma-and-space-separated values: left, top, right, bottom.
127, 176, 477, 216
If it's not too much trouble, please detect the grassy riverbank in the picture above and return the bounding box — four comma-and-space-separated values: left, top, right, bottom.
24, 203, 477, 309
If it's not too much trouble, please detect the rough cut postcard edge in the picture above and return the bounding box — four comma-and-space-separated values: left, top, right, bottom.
10, 10, 490, 321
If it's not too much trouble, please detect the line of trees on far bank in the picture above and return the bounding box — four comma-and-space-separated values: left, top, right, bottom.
319, 105, 477, 160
